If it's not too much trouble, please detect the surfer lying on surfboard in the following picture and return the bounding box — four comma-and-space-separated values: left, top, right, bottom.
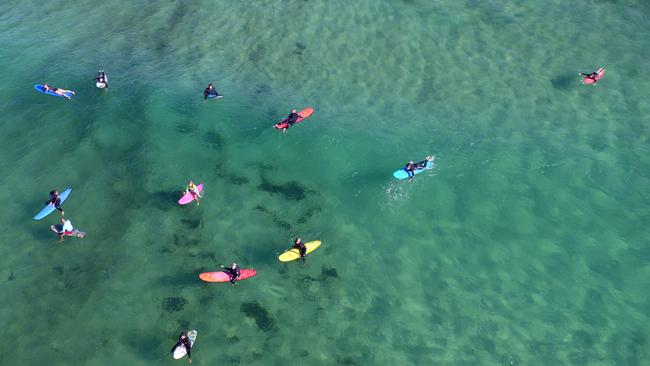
185, 181, 202, 206
170, 331, 193, 363
404, 155, 435, 181
43, 84, 75, 99
220, 262, 241, 284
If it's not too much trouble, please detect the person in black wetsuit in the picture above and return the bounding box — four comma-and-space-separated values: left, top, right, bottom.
404, 161, 417, 180
203, 83, 219, 99
404, 155, 435, 181
220, 262, 241, 284
284, 109, 301, 126
170, 331, 192, 363
579, 70, 599, 84
293, 237, 307, 262
93, 70, 108, 88
47, 190, 64, 215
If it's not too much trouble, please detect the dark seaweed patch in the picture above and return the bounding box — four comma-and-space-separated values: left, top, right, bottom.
321, 266, 338, 279
259, 175, 306, 201
53, 266, 64, 275
255, 84, 271, 94
176, 121, 197, 134
173, 234, 200, 247
240, 302, 275, 332
178, 319, 190, 330
294, 42, 306, 56
163, 297, 187, 312
203, 131, 223, 149
228, 335, 240, 344
297, 206, 322, 224
254, 205, 291, 230
181, 218, 202, 229
8, 272, 15, 281
551, 74, 574, 90
226, 173, 249, 185
152, 190, 179, 209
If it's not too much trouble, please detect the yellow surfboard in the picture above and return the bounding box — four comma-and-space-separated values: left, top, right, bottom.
278, 240, 322, 262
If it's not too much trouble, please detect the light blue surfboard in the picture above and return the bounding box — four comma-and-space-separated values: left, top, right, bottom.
33, 188, 72, 220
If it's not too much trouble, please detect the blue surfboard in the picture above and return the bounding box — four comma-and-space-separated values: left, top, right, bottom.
207, 93, 222, 100
33, 188, 72, 220
393, 161, 434, 180
34, 84, 74, 99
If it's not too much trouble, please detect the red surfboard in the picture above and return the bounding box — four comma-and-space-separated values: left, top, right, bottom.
582, 68, 605, 85
199, 269, 257, 283
274, 107, 314, 130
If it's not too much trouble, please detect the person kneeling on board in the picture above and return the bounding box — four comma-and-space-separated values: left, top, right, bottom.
53, 218, 75, 242
203, 83, 219, 99
293, 237, 307, 262
220, 262, 241, 284
170, 331, 193, 363
185, 180, 202, 206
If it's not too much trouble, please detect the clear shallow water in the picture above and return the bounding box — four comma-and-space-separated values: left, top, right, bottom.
0, 1, 649, 365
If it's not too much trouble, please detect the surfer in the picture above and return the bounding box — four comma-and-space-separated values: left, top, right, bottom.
220, 262, 241, 284
46, 190, 65, 215
93, 70, 108, 88
404, 161, 417, 180
278, 109, 301, 132
404, 156, 434, 181
185, 181, 202, 206
52, 217, 74, 242
203, 83, 219, 99
170, 331, 192, 363
293, 238, 307, 262
43, 84, 75, 99
579, 70, 600, 84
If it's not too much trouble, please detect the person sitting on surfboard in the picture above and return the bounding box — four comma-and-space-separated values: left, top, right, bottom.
220, 262, 241, 284
277, 109, 301, 132
293, 238, 307, 262
170, 331, 192, 363
43, 84, 75, 99
93, 70, 108, 88
579, 70, 600, 84
52, 218, 74, 242
203, 83, 219, 99
185, 181, 202, 206
46, 190, 65, 215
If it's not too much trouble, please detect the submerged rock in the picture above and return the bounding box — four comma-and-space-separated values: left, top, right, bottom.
163, 296, 187, 312
240, 302, 275, 332
258, 175, 307, 201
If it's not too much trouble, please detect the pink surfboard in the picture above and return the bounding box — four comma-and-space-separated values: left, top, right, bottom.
199, 269, 257, 283
178, 184, 203, 205
274, 107, 314, 130
582, 68, 605, 85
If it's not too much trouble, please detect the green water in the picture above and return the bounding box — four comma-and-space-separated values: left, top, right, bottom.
1, 0, 649, 365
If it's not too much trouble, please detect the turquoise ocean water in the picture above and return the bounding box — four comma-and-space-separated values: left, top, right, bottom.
1, 1, 649, 365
